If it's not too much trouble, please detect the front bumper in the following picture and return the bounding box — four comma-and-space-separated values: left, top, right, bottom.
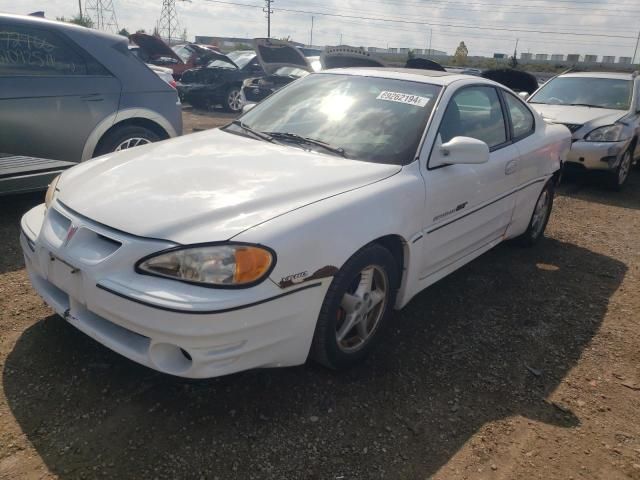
566, 140, 629, 171
20, 202, 329, 378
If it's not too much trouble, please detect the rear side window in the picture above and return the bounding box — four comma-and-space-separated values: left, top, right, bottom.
439, 86, 507, 148
0, 24, 108, 76
504, 91, 535, 139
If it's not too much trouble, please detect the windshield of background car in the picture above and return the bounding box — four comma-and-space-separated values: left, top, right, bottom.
237, 73, 441, 165
275, 66, 309, 77
207, 51, 253, 69
529, 76, 632, 110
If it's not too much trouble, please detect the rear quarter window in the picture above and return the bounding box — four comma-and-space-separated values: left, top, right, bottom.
0, 24, 108, 76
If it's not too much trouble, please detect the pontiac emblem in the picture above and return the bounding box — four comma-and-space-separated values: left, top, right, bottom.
64, 224, 78, 246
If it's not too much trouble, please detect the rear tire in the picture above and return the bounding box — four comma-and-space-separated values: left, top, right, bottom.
224, 86, 243, 113
517, 179, 554, 247
94, 125, 160, 157
311, 244, 399, 370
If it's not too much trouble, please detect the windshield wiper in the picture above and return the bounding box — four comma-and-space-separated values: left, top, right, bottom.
566, 103, 603, 108
265, 132, 346, 157
230, 120, 274, 143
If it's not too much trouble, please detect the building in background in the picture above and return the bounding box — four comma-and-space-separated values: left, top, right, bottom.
520, 52, 533, 60
535, 53, 549, 61
551, 54, 564, 61
493, 53, 507, 59
602, 56, 615, 64
566, 54, 580, 62
584, 54, 598, 63
619, 57, 632, 64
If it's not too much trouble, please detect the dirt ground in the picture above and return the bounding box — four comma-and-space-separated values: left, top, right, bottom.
0, 108, 639, 480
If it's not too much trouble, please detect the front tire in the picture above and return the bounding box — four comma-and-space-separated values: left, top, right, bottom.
607, 149, 632, 191
94, 125, 160, 157
311, 244, 399, 370
517, 179, 555, 247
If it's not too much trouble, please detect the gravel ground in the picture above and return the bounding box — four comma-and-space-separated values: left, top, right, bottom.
0, 109, 639, 479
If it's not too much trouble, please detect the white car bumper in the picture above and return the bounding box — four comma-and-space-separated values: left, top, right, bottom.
20, 202, 329, 378
566, 140, 628, 171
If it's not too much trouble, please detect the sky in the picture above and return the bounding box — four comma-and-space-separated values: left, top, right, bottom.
2, 0, 639, 59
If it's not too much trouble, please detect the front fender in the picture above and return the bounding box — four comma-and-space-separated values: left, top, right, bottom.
232, 163, 426, 307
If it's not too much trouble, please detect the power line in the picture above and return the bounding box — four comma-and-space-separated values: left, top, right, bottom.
202, 0, 638, 39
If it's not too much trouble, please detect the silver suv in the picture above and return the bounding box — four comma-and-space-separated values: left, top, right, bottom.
0, 14, 182, 195
528, 71, 639, 190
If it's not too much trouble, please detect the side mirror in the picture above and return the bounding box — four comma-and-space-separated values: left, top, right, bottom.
518, 91, 530, 100
242, 103, 257, 113
431, 136, 489, 167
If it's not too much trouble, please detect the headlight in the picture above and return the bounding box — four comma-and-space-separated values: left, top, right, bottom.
44, 175, 61, 208
136, 243, 275, 287
584, 124, 629, 142
242, 78, 254, 88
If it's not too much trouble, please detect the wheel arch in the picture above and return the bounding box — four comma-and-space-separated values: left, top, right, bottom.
368, 234, 408, 292
82, 108, 178, 161
93, 118, 170, 157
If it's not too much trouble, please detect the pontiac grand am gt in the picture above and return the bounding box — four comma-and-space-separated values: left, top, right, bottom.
20, 69, 571, 378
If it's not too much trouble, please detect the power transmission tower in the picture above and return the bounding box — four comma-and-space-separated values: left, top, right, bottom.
263, 0, 273, 38
158, 0, 185, 45
85, 0, 119, 33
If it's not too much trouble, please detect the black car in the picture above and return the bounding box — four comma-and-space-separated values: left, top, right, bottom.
242, 65, 310, 104
178, 50, 264, 112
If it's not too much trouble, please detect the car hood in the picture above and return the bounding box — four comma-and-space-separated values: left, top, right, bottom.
320, 45, 386, 69
529, 104, 625, 127
57, 129, 401, 244
253, 38, 311, 74
130, 33, 182, 63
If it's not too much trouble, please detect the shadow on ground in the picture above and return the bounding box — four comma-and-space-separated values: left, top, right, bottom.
558, 167, 640, 210
0, 192, 42, 275
4, 238, 625, 479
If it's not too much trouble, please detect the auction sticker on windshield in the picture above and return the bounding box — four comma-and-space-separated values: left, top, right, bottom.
376, 91, 430, 107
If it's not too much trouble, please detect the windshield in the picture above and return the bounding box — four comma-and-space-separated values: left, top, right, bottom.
274, 66, 309, 77
230, 73, 441, 165
207, 50, 253, 69
529, 76, 632, 110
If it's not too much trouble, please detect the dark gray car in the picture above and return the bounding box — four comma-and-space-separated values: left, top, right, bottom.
0, 14, 182, 195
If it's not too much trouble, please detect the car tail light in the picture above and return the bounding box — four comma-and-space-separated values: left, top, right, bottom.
169, 79, 177, 90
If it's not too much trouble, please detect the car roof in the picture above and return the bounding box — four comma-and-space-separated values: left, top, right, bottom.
0, 13, 123, 43
319, 67, 479, 86
559, 71, 635, 80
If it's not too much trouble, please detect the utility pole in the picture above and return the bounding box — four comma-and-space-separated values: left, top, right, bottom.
633, 29, 640, 65
309, 16, 314, 47
427, 29, 432, 56
339, 33, 343, 44
78, 0, 83, 18
263, 0, 273, 38
158, 0, 185, 44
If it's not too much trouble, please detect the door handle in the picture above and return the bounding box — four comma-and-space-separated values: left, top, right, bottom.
505, 159, 519, 175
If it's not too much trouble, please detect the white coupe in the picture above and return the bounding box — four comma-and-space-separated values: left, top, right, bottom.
20, 68, 571, 378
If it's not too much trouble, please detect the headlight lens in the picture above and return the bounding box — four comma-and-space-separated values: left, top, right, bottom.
137, 244, 274, 287
44, 175, 61, 208
584, 124, 628, 142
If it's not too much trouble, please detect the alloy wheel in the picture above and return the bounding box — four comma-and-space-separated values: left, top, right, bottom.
115, 137, 151, 151
228, 89, 242, 112
336, 265, 388, 353
618, 151, 632, 185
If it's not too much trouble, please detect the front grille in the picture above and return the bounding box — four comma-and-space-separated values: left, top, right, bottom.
561, 123, 583, 133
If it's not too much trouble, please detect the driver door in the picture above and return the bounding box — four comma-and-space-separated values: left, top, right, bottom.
420, 85, 521, 280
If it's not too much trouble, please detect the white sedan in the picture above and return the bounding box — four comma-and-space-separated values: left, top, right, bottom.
20, 68, 571, 378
